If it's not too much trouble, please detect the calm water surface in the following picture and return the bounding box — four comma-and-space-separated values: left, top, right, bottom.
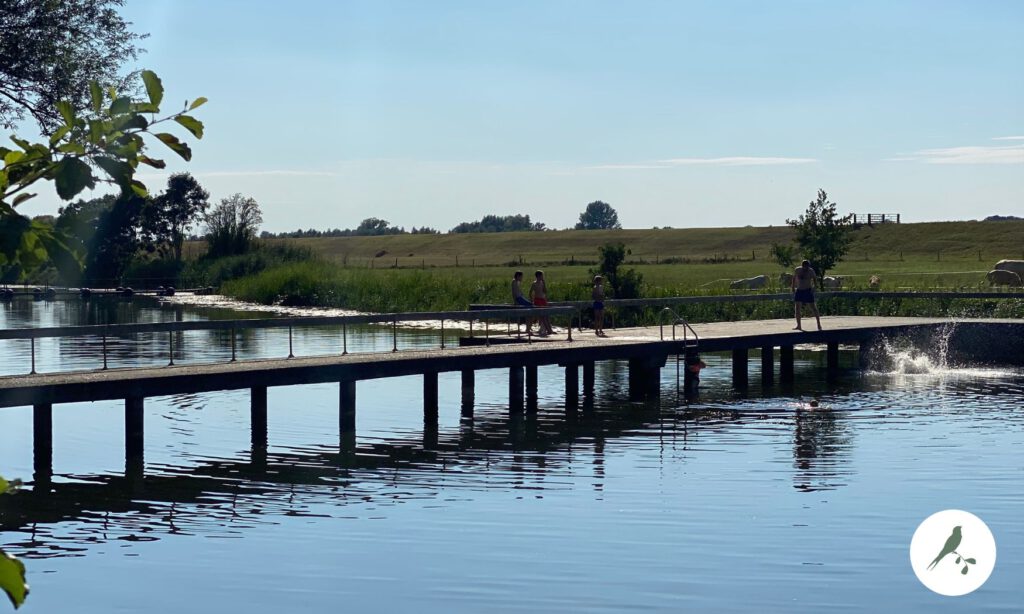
1, 297, 1022, 612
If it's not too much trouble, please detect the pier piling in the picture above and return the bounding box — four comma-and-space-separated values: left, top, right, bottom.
761, 346, 775, 387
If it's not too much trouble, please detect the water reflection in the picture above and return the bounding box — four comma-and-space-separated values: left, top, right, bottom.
792, 405, 852, 492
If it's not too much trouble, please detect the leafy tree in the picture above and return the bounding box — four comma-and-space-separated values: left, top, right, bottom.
575, 201, 621, 230
0, 70, 206, 280
450, 214, 545, 233
354, 217, 403, 236
1, 473, 28, 609
785, 189, 854, 281
0, 0, 145, 130
769, 241, 797, 269
143, 172, 210, 261
204, 194, 263, 258
593, 242, 643, 299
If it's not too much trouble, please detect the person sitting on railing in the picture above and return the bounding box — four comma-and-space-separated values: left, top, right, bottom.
512, 271, 535, 334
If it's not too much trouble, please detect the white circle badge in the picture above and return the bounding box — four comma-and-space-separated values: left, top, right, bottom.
910, 509, 996, 596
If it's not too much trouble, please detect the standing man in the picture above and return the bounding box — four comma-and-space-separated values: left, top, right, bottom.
791, 260, 822, 331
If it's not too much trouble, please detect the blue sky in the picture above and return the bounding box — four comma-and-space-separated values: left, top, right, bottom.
25, 0, 1024, 230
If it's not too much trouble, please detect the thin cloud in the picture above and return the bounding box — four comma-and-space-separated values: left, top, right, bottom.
890, 144, 1024, 165
590, 156, 817, 170
198, 170, 340, 178
991, 135, 1024, 141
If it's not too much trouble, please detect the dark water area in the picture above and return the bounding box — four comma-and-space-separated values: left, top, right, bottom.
1, 297, 1023, 612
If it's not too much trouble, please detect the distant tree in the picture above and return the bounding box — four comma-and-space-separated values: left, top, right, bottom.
0, 0, 145, 130
450, 214, 545, 233
785, 189, 854, 281
593, 242, 643, 299
204, 194, 263, 258
576, 201, 621, 230
57, 193, 146, 285
769, 242, 797, 269
143, 173, 210, 262
410, 226, 440, 234
354, 217, 403, 236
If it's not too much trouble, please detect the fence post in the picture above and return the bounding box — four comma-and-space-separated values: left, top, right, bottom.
288, 325, 294, 358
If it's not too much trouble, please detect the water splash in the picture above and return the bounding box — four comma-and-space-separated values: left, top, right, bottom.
871, 320, 1018, 378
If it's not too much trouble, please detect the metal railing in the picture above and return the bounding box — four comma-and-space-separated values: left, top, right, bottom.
657, 308, 699, 347
1, 306, 577, 375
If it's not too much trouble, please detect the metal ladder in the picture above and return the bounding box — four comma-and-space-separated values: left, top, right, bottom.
658, 307, 699, 349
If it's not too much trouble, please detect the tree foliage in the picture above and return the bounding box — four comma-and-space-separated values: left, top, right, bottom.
0, 0, 145, 130
576, 201, 621, 230
784, 189, 854, 280
451, 214, 545, 233
205, 193, 263, 258
0, 70, 206, 280
143, 172, 209, 261
593, 242, 643, 299
1, 473, 28, 609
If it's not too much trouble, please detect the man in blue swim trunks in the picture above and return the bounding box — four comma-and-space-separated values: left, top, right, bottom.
791, 260, 822, 331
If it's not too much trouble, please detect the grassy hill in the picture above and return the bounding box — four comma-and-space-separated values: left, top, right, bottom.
238, 220, 1024, 270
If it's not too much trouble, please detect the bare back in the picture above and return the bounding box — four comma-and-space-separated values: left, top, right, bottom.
793, 265, 816, 290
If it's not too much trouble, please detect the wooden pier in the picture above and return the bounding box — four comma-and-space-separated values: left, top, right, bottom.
2, 311, 1022, 485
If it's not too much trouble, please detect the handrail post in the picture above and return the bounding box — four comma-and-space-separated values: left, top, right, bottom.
102, 329, 108, 370
288, 325, 294, 358
342, 322, 348, 355
440, 319, 445, 349
30, 337, 36, 374
230, 327, 237, 362
469, 320, 474, 338
485, 319, 490, 346
392, 318, 398, 352
168, 331, 175, 366
567, 311, 573, 342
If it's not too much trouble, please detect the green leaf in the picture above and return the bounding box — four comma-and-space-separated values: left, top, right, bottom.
3, 150, 24, 165
965, 558, 976, 564
955, 557, 961, 564
141, 70, 164, 108
188, 96, 208, 111
56, 142, 86, 155
56, 101, 75, 127
90, 81, 104, 113
93, 156, 134, 186
54, 158, 96, 200
109, 96, 132, 115
962, 566, 969, 575
130, 179, 148, 198
11, 193, 36, 207
0, 548, 29, 609
139, 156, 167, 169
48, 124, 71, 146
154, 133, 192, 161
173, 115, 204, 139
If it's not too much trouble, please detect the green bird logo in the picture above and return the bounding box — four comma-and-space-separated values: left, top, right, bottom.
927, 526, 962, 570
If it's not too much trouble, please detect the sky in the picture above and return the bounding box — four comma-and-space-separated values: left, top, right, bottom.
21, 0, 1024, 231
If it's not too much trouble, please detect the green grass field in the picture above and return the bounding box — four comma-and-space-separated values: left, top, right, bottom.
201, 220, 1024, 293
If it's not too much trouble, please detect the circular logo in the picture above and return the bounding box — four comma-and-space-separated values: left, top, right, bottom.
910, 510, 996, 596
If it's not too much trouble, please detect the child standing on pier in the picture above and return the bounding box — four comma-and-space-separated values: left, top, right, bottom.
592, 275, 606, 336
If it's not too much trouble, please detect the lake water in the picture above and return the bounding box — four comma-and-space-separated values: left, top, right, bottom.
1, 297, 1022, 612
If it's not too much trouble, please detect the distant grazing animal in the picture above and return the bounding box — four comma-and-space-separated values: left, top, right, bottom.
779, 272, 794, 287
730, 274, 768, 290
822, 276, 843, 289
987, 269, 1023, 287
993, 260, 1024, 278
869, 275, 881, 289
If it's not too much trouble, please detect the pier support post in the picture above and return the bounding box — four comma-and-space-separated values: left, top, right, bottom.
525, 365, 538, 413
858, 341, 872, 370
125, 397, 144, 477
629, 357, 663, 401
565, 364, 579, 411
423, 371, 439, 419
461, 369, 475, 418
732, 348, 749, 389
827, 342, 840, 376
509, 366, 525, 413
339, 380, 356, 451
251, 386, 268, 448
33, 403, 53, 487
780, 345, 795, 384
582, 361, 595, 397
761, 346, 774, 387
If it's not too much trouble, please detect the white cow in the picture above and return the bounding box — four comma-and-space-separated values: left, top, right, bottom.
994, 260, 1024, 278
987, 269, 1023, 287
730, 274, 768, 290
779, 272, 794, 287
822, 276, 843, 289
